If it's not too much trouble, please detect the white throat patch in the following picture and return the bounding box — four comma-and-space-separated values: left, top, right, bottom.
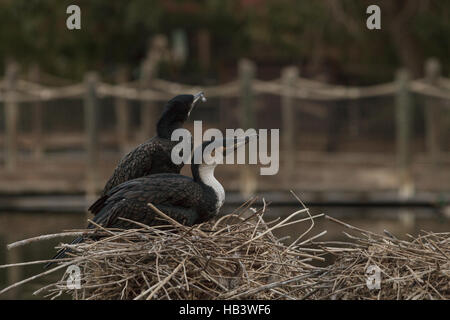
198, 164, 225, 209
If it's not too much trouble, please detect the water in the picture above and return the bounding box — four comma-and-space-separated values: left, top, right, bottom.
1, 206, 449, 299
0, 212, 84, 299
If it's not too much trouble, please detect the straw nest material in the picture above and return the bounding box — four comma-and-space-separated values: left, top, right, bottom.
31, 199, 327, 300
305, 216, 450, 300
0, 197, 449, 300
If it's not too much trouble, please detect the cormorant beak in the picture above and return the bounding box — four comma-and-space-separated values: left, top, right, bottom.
189, 92, 206, 116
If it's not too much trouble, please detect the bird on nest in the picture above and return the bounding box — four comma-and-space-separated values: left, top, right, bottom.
98, 92, 206, 199
46, 135, 256, 266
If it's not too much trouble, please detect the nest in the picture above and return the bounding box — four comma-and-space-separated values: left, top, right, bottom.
32, 200, 326, 300
304, 216, 450, 300
1, 198, 449, 300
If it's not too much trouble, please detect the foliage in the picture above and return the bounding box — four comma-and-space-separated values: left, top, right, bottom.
0, 0, 448, 82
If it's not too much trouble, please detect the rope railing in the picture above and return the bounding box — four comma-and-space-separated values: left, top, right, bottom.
253, 79, 400, 100
1, 58, 449, 198
17, 81, 85, 100
0, 72, 449, 104
308, 82, 398, 99
149, 79, 241, 98
411, 80, 450, 101
97, 83, 172, 101
0, 80, 85, 103
0, 92, 40, 103
438, 77, 450, 91
295, 77, 334, 88
253, 79, 336, 100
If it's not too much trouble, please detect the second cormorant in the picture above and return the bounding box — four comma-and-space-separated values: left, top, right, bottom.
47, 136, 254, 265
98, 92, 205, 198
91, 136, 253, 227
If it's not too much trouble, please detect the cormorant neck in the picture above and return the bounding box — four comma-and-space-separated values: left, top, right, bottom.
192, 163, 225, 209
156, 117, 183, 139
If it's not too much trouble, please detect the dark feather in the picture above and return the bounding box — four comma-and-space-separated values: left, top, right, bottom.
44, 236, 83, 269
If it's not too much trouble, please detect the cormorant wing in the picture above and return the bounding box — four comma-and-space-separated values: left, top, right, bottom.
100, 139, 155, 196
90, 174, 203, 228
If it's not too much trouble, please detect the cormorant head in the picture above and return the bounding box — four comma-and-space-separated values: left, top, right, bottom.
191, 134, 257, 183
157, 92, 205, 138
194, 134, 257, 166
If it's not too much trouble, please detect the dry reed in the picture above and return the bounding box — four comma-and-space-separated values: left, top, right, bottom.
0, 196, 448, 300
303, 215, 450, 300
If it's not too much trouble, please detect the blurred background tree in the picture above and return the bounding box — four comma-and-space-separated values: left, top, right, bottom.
0, 0, 448, 83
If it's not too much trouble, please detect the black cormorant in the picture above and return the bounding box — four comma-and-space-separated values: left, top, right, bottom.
46, 136, 253, 266
99, 92, 205, 198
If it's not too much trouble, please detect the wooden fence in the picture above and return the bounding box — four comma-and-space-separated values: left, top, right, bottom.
1, 57, 450, 198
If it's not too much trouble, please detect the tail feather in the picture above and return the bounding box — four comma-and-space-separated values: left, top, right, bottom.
88, 194, 108, 215
44, 236, 84, 269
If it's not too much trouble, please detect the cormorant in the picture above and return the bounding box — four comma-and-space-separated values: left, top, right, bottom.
46, 136, 254, 266
99, 92, 206, 198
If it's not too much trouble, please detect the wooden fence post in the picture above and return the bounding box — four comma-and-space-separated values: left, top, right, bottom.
84, 72, 99, 200
238, 59, 257, 197
424, 58, 441, 165
139, 57, 157, 141
395, 69, 414, 198
29, 65, 44, 160
139, 35, 167, 141
115, 67, 130, 154
4, 62, 19, 172
281, 66, 298, 183
239, 59, 256, 129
